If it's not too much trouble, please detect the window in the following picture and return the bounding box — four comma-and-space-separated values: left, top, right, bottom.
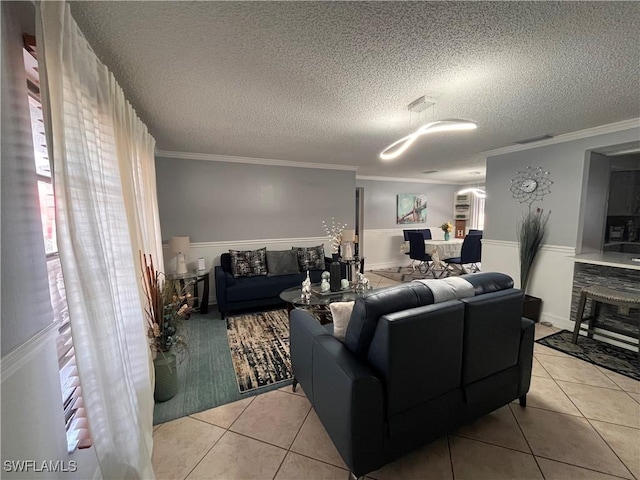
23, 37, 92, 452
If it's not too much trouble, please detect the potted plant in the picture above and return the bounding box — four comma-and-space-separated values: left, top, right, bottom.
140, 252, 193, 402
517, 208, 551, 322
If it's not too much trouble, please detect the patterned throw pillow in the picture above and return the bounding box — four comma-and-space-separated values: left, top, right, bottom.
292, 245, 325, 271
229, 248, 268, 278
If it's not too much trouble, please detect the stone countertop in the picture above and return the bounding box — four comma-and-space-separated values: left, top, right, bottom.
573, 251, 640, 270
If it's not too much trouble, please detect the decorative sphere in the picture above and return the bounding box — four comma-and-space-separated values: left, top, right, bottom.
321, 271, 330, 280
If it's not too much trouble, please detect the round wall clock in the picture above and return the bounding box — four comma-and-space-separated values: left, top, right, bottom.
509, 166, 553, 204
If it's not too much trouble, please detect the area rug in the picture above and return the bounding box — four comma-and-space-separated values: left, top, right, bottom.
370, 265, 463, 283
536, 330, 639, 381
226, 309, 293, 393
153, 310, 292, 425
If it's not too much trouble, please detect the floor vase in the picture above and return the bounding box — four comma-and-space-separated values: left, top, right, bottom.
154, 351, 178, 402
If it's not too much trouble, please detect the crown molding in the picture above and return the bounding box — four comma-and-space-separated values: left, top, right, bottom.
155, 150, 358, 172
482, 118, 640, 158
356, 175, 460, 185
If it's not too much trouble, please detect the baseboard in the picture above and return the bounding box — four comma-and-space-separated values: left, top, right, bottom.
366, 261, 406, 271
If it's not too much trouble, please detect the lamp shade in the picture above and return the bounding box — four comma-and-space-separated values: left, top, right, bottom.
342, 229, 356, 243
169, 236, 190, 254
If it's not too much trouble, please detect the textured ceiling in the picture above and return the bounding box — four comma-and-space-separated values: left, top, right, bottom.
69, 1, 640, 182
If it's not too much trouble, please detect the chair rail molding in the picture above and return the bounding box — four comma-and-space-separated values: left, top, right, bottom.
1, 323, 58, 380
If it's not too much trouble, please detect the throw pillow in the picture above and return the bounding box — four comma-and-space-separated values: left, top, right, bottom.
229, 247, 268, 278
292, 245, 325, 271
330, 301, 355, 342
266, 250, 300, 276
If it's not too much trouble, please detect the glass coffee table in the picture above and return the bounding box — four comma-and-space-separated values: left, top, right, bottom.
280, 284, 359, 324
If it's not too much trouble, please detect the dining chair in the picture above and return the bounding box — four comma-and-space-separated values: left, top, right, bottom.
441, 234, 482, 276
407, 231, 435, 276
403, 229, 419, 268
418, 228, 432, 240
468, 229, 483, 235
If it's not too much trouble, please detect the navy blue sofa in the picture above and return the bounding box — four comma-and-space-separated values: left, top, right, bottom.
290, 272, 534, 478
215, 252, 328, 318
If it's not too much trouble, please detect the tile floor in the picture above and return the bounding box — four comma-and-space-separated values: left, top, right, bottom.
152, 273, 639, 480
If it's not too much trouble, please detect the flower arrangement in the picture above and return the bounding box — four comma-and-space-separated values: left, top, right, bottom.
140, 252, 193, 358
517, 208, 551, 293
440, 221, 453, 234
322, 218, 348, 255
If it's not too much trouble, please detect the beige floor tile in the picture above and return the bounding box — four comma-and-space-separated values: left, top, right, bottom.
186, 431, 286, 480
190, 396, 254, 429
367, 436, 452, 480
517, 376, 581, 416
278, 383, 307, 397
535, 324, 557, 340
290, 409, 347, 469
536, 354, 620, 388
531, 357, 551, 378
230, 390, 310, 448
274, 452, 349, 480
510, 405, 631, 478
558, 381, 640, 428
628, 392, 640, 404
597, 367, 640, 394
536, 457, 626, 480
534, 343, 571, 358
449, 436, 543, 480
152, 416, 225, 480
454, 405, 530, 453
590, 420, 640, 480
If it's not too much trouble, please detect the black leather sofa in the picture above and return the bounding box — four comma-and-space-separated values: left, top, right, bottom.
215, 252, 328, 318
290, 272, 534, 478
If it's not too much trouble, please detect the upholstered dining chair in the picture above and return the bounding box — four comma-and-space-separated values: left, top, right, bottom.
418, 228, 432, 240
441, 233, 482, 276
403, 229, 419, 268
407, 231, 435, 276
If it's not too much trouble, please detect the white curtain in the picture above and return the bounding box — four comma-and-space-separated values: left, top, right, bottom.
36, 2, 156, 478
470, 191, 486, 231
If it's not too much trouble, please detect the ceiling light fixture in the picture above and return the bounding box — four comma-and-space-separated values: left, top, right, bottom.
380, 97, 477, 160
457, 187, 486, 199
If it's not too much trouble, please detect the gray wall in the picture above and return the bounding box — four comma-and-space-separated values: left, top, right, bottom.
356, 179, 461, 229
156, 156, 356, 241
485, 127, 640, 247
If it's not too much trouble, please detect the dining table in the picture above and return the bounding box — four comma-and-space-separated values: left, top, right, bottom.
400, 238, 464, 266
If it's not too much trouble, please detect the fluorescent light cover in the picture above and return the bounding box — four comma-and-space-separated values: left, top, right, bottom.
380, 119, 477, 160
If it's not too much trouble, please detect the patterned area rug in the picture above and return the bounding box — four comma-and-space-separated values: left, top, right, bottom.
226, 309, 293, 392
370, 265, 464, 282
537, 330, 639, 381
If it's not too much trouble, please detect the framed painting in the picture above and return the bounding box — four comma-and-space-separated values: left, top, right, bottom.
397, 194, 427, 224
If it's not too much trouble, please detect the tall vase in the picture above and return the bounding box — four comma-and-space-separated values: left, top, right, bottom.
330, 253, 342, 292
154, 351, 178, 402
444, 232, 450, 241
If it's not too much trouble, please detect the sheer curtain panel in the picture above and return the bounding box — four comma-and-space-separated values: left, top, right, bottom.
36, 2, 155, 478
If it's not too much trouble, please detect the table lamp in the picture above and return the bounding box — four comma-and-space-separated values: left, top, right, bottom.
170, 236, 190, 275
341, 229, 356, 260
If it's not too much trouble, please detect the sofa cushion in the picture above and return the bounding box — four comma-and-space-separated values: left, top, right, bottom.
293, 245, 325, 271
460, 289, 523, 385
461, 272, 514, 296
229, 247, 268, 277
266, 250, 300, 276
345, 282, 434, 358
367, 301, 465, 417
